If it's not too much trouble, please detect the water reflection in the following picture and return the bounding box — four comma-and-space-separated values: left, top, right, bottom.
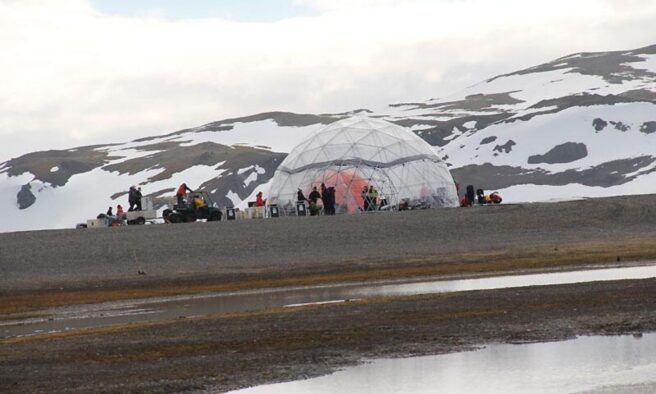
3, 264, 655, 339
229, 334, 656, 394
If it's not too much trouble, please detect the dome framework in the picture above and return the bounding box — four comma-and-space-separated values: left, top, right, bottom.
268, 116, 459, 214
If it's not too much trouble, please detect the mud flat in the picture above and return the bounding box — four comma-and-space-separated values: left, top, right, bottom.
1, 194, 656, 392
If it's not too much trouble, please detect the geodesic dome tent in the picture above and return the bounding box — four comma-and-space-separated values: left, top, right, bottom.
267, 116, 459, 214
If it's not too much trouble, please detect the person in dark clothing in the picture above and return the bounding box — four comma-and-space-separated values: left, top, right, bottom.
308, 186, 321, 204
106, 206, 113, 216
362, 185, 369, 212
176, 183, 194, 206
320, 183, 328, 209
324, 186, 336, 215
297, 189, 307, 203
476, 189, 485, 205
308, 186, 321, 216
466, 185, 475, 207
128, 186, 138, 211
134, 187, 143, 211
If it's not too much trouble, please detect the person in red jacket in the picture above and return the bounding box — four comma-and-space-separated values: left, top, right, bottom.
176, 183, 193, 206
255, 191, 264, 207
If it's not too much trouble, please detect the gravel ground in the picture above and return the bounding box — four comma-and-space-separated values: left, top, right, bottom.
1, 194, 656, 291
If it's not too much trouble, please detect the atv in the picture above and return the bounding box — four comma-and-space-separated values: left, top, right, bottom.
162, 191, 223, 223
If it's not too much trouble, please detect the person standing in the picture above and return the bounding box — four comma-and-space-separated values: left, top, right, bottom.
367, 185, 378, 211
128, 186, 138, 211
324, 186, 336, 215
116, 204, 124, 217
308, 186, 321, 216
255, 191, 265, 207
135, 187, 143, 211
176, 183, 193, 206
106, 206, 113, 216
320, 183, 328, 211
361, 185, 370, 212
297, 188, 308, 203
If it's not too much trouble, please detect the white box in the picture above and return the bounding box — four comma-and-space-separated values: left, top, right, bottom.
86, 218, 109, 228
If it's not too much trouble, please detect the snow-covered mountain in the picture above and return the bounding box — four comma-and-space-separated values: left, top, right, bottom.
2, 44, 655, 232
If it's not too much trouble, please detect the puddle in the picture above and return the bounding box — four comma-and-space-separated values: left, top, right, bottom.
228, 334, 656, 394
2, 264, 655, 339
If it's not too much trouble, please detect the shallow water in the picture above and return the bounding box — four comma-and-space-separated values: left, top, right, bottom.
2, 264, 655, 339
228, 334, 656, 394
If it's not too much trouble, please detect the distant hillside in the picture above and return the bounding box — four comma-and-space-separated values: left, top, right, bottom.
1, 44, 655, 232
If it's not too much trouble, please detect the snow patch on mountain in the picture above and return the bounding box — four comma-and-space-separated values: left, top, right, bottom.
634, 55, 656, 73
171, 120, 319, 153
1, 167, 156, 232
241, 165, 266, 187
101, 148, 166, 167
236, 178, 275, 210
496, 171, 656, 203
441, 103, 656, 173
226, 190, 243, 207
0, 162, 230, 232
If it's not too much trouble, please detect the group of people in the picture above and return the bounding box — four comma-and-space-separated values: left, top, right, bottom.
105, 204, 124, 218
361, 185, 379, 212
297, 183, 336, 216
104, 185, 143, 222
295, 183, 383, 215
459, 184, 503, 207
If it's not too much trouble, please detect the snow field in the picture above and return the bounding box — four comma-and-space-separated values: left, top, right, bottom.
442, 103, 656, 172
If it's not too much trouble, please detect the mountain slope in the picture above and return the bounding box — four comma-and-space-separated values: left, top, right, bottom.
386, 44, 656, 200
1, 45, 655, 232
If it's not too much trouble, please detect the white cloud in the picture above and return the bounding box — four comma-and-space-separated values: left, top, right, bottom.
1, 0, 655, 161
296, 0, 415, 10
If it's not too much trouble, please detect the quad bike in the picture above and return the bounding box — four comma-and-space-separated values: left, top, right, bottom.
162, 191, 223, 223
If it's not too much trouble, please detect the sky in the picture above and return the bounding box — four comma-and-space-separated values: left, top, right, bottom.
91, 0, 317, 21
1, 0, 656, 161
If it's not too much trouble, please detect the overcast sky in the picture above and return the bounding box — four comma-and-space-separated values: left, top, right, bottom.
1, 0, 655, 161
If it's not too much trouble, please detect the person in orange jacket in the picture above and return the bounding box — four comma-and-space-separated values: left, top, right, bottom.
176, 183, 194, 206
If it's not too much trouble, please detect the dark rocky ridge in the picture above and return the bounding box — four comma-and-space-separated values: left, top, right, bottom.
393, 113, 512, 147
506, 90, 656, 124
493, 140, 516, 154
1, 146, 120, 187
391, 92, 524, 112
452, 155, 656, 190
641, 122, 656, 134
528, 142, 588, 164
133, 111, 344, 143
488, 44, 656, 84
16, 184, 36, 210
